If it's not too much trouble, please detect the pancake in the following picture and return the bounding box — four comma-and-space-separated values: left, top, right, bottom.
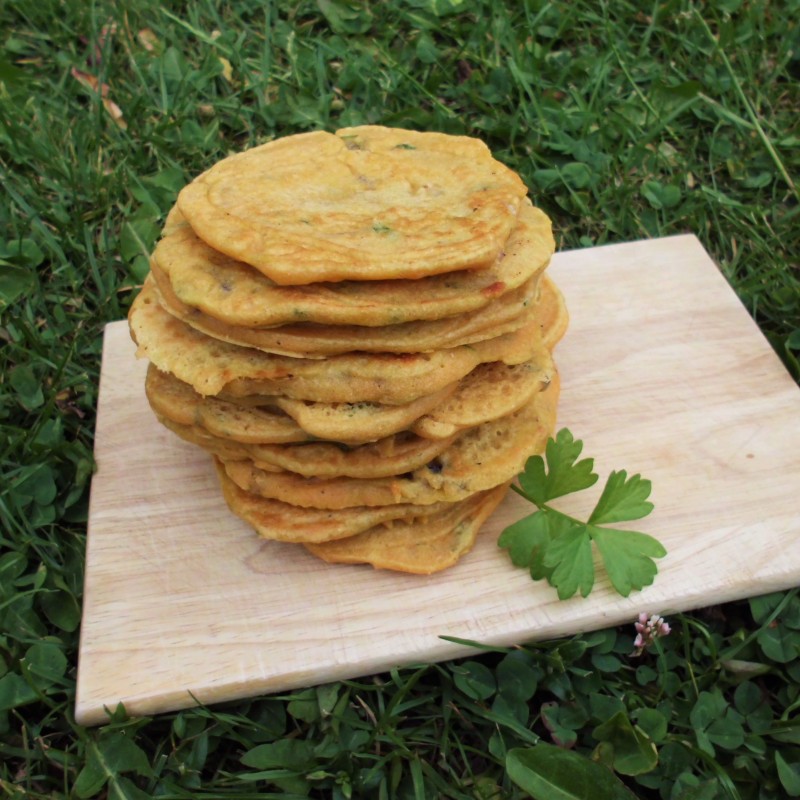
177, 126, 528, 284
246, 433, 456, 479
215, 460, 456, 543
411, 354, 555, 440
129, 278, 551, 404
151, 200, 554, 328
148, 364, 462, 445
165, 417, 458, 479
145, 363, 198, 427
537, 278, 569, 350
156, 416, 263, 464
152, 271, 541, 357
155, 415, 258, 463
146, 365, 310, 444
408, 278, 565, 438
304, 483, 509, 574
144, 276, 563, 445
132, 126, 567, 577
265, 385, 458, 443
222, 377, 559, 509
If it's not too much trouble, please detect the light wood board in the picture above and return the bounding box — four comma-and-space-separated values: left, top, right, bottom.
76, 235, 800, 726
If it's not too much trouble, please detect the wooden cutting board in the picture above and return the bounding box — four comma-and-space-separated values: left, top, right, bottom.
76, 235, 800, 726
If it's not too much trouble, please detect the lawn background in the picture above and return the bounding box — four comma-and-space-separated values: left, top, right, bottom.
1, 0, 799, 797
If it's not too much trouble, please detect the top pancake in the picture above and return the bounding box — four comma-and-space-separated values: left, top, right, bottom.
152, 201, 554, 328
176, 126, 529, 285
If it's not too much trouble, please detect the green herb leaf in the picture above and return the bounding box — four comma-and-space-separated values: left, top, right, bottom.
518, 429, 598, 505
499, 429, 665, 599
528, 521, 556, 583
497, 511, 550, 567
541, 516, 594, 600
591, 527, 666, 597
588, 471, 654, 525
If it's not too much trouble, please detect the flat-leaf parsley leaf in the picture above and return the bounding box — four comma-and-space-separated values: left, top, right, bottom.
498, 429, 666, 599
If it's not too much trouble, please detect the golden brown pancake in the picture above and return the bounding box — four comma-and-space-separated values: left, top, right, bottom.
163, 417, 459, 479
264, 386, 459, 443
215, 460, 456, 543
222, 378, 559, 509
537, 278, 569, 350
177, 126, 529, 284
411, 355, 554, 439
131, 126, 568, 577
151, 201, 554, 327
129, 278, 551, 404
143, 276, 564, 446
157, 415, 243, 459
304, 483, 509, 574
145, 365, 310, 444
147, 364, 462, 445
152, 272, 541, 357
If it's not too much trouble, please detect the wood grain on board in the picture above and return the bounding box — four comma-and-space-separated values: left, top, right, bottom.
76, 235, 800, 726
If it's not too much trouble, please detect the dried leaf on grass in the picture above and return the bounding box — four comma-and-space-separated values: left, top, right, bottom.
137, 28, 159, 52
70, 67, 127, 129
218, 56, 234, 83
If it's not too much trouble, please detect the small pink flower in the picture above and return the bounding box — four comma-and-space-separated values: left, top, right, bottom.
631, 613, 671, 656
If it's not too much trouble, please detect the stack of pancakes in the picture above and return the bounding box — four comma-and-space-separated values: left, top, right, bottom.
128, 126, 568, 574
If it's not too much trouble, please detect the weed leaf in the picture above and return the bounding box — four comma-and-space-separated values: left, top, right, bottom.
316, 0, 372, 34
776, 751, 800, 795
506, 744, 642, 799
241, 738, 317, 771
0, 263, 36, 306
592, 711, 658, 775
73, 735, 152, 799
452, 661, 496, 700
0, 673, 39, 712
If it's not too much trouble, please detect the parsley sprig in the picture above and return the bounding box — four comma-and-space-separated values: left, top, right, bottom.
498, 429, 666, 599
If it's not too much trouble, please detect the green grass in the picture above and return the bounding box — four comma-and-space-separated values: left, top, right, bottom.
1, 0, 799, 797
